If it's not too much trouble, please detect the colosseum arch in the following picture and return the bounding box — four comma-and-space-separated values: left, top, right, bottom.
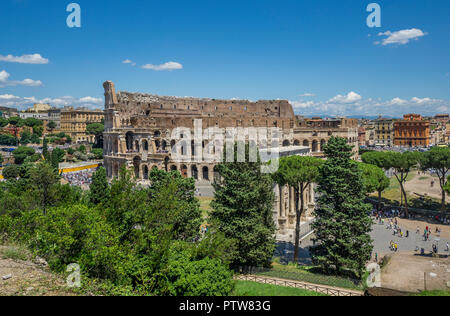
143, 165, 149, 180
181, 164, 188, 178
142, 139, 149, 152
162, 140, 168, 151
293, 139, 300, 146
191, 165, 199, 180
312, 140, 319, 152
202, 166, 209, 181
134, 140, 140, 152
133, 156, 141, 179
282, 140, 290, 147
303, 140, 309, 147
320, 139, 326, 151
126, 132, 134, 151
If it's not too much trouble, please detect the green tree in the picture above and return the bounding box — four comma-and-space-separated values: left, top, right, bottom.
272, 155, 322, 262
33, 125, 44, 138
311, 137, 373, 278
12, 146, 36, 165
211, 144, 276, 269
23, 118, 43, 128
384, 151, 420, 216
19, 130, 32, 145
47, 121, 57, 132
29, 161, 60, 212
89, 167, 110, 205
86, 122, 104, 148
42, 137, 49, 160
30, 133, 40, 144
50, 148, 65, 169
78, 145, 86, 154
445, 176, 450, 195
359, 162, 390, 212
8, 117, 24, 127
0, 117, 8, 128
2, 164, 20, 180
91, 148, 104, 160
362, 151, 390, 170
147, 168, 202, 241
420, 147, 450, 215
0, 134, 18, 146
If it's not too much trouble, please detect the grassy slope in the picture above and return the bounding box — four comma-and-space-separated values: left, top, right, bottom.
256, 263, 364, 291
414, 290, 450, 296
233, 280, 327, 296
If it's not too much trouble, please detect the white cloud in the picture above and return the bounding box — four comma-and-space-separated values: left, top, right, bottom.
328, 91, 362, 104
0, 70, 43, 87
377, 28, 426, 45
0, 94, 19, 100
299, 93, 315, 97
0, 53, 49, 64
291, 100, 317, 109
0, 95, 104, 110
123, 59, 136, 66
411, 97, 440, 104
142, 61, 183, 71
15, 78, 43, 86
389, 97, 408, 105
290, 93, 449, 117
0, 70, 10, 82
79, 96, 102, 104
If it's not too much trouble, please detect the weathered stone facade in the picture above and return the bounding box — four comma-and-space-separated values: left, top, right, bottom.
102, 81, 358, 241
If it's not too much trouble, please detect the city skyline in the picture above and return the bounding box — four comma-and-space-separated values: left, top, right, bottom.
0, 0, 449, 117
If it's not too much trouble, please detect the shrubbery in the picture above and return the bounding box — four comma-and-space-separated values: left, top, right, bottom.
0, 164, 235, 296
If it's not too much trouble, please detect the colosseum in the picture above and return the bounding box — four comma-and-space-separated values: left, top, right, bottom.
102, 81, 358, 241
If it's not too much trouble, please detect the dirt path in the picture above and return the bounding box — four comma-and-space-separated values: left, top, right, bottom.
380, 252, 449, 293
0, 246, 76, 296
404, 172, 450, 203
396, 218, 450, 239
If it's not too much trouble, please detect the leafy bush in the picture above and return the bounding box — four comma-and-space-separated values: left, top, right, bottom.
161, 243, 234, 296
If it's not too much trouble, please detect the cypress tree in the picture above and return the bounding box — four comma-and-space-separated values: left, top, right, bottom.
211, 144, 276, 269
311, 137, 373, 278
89, 167, 110, 205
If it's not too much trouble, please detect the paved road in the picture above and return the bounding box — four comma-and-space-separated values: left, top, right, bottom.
275, 221, 450, 264
195, 181, 215, 197
370, 220, 450, 256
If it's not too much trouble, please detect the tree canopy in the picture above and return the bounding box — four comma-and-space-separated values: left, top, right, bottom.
211, 144, 276, 269
419, 147, 450, 214
12, 146, 36, 164
272, 155, 322, 262
311, 137, 373, 278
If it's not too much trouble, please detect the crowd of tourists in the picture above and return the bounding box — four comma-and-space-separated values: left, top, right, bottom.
373, 210, 450, 255
62, 169, 94, 188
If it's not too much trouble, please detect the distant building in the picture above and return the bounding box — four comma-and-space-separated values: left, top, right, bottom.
60, 107, 104, 143
434, 114, 449, 122
48, 108, 62, 130
295, 117, 359, 158
358, 127, 366, 147
19, 103, 51, 120
394, 114, 430, 147
374, 117, 394, 146
0, 106, 18, 118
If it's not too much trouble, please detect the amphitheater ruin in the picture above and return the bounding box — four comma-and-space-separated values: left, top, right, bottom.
102, 81, 359, 240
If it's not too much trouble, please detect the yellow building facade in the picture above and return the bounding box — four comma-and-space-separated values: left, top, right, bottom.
60, 107, 104, 143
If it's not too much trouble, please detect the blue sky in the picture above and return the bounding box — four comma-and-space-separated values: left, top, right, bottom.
0, 0, 449, 117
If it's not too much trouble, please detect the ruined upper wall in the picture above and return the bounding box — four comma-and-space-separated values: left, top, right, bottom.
114, 91, 295, 119
103, 81, 296, 130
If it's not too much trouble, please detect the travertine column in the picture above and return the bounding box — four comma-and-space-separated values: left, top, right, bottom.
290, 186, 295, 215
